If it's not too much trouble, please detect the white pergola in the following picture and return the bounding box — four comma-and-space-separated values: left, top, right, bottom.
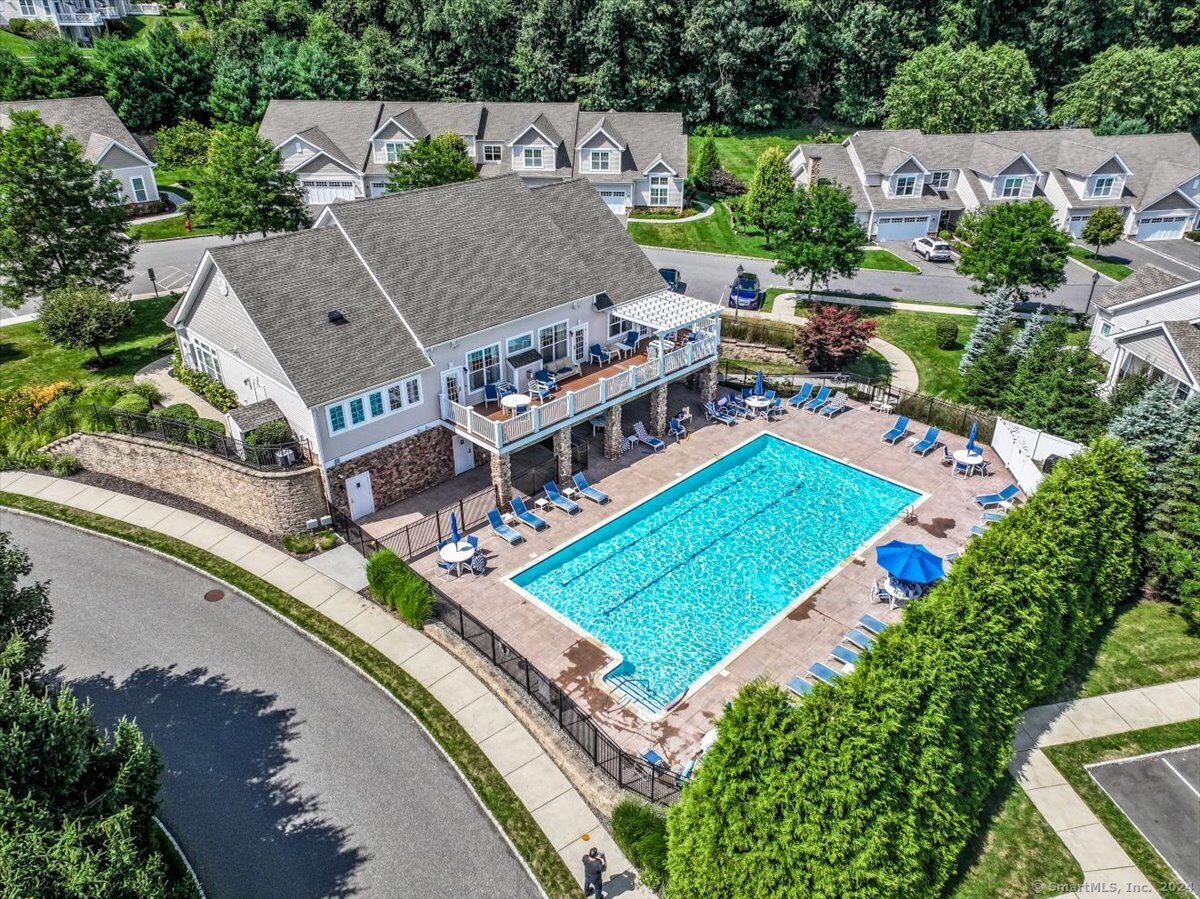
612, 290, 722, 336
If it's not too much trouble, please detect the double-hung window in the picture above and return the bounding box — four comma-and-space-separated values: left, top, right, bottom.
590, 150, 611, 172
384, 141, 407, 163
523, 147, 543, 169
893, 175, 917, 197
18, 0, 34, 14
466, 344, 501, 392
1092, 176, 1116, 198
130, 176, 148, 203
930, 171, 951, 189
649, 175, 669, 205
482, 144, 502, 164
1001, 176, 1024, 198
538, 322, 568, 363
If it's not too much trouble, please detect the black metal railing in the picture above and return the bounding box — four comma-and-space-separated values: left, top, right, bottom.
372, 485, 499, 561
327, 505, 382, 557
511, 433, 589, 498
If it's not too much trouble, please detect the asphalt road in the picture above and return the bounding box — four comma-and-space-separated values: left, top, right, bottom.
12, 514, 540, 899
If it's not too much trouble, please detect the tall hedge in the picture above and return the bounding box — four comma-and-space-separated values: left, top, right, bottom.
666, 438, 1145, 898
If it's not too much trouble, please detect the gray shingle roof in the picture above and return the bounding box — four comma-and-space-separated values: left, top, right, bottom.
294, 126, 356, 171
790, 142, 871, 210
0, 96, 146, 163
1056, 140, 1117, 175
1162, 320, 1200, 382
228, 399, 285, 433
207, 227, 430, 408
577, 110, 686, 176
1092, 264, 1191, 310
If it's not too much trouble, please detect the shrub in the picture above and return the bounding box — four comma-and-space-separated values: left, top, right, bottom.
49, 454, 80, 476
246, 418, 292, 446
695, 123, 734, 137
366, 549, 434, 628
612, 799, 669, 891
187, 418, 226, 450
706, 168, 746, 200
126, 380, 163, 405
111, 392, 151, 415
666, 439, 1146, 897
935, 320, 958, 350
316, 530, 338, 551
283, 533, 316, 554
154, 120, 213, 169
159, 403, 199, 421
938, 229, 952, 241
796, 304, 876, 371
170, 347, 239, 412
0, 382, 76, 425
1187, 230, 1200, 243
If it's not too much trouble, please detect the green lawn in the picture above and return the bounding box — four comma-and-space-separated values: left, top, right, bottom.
863, 248, 919, 273
1049, 600, 1200, 702
154, 167, 200, 202
689, 126, 849, 184
129, 214, 217, 241
0, 28, 39, 56
121, 13, 196, 45
855, 307, 970, 398
0, 295, 175, 390
1068, 246, 1132, 281
944, 774, 1081, 899
1045, 720, 1200, 893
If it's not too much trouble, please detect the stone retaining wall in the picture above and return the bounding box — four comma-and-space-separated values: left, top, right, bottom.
327, 426, 455, 513
720, 339, 802, 366
46, 432, 326, 534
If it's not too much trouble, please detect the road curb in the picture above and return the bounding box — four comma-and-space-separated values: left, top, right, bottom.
153, 817, 207, 899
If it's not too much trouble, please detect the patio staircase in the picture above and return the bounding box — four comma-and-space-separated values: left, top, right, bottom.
606, 670, 670, 716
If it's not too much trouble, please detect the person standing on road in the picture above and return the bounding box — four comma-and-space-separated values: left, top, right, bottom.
582, 846, 607, 898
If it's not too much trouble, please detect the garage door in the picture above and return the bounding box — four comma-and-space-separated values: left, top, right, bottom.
1136, 215, 1190, 241
598, 190, 628, 214
1067, 214, 1091, 238
875, 215, 931, 241
302, 180, 356, 204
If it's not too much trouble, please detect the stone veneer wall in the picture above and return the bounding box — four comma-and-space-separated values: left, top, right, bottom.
47, 432, 326, 534
720, 339, 801, 366
327, 426, 455, 513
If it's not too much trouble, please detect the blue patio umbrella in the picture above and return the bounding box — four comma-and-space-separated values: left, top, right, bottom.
875, 540, 945, 584
753, 370, 764, 395
449, 512, 460, 545
966, 421, 979, 456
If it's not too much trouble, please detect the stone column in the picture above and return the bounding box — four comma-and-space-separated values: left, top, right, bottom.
700, 359, 720, 404
489, 450, 512, 506
648, 383, 669, 437
553, 427, 573, 485
603, 403, 623, 460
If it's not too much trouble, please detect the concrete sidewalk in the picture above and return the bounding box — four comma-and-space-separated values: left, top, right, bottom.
0, 471, 654, 897
1010, 680, 1200, 898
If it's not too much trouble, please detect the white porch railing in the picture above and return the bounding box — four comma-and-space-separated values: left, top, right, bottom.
54, 10, 103, 24
129, 2, 161, 12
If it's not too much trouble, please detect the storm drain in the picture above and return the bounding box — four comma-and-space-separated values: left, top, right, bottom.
203, 589, 225, 603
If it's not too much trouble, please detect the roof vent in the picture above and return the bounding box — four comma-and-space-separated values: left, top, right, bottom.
328, 310, 347, 325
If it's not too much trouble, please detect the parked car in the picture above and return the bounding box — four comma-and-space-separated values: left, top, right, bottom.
911, 237, 952, 261
727, 272, 763, 309
658, 267, 683, 292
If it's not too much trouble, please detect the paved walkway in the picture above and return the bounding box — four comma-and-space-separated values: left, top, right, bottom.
1010, 679, 1200, 898
745, 294, 921, 392
135, 356, 225, 421
0, 471, 652, 897
627, 201, 714, 224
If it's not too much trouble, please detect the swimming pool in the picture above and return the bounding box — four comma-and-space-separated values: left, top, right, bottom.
509, 433, 922, 714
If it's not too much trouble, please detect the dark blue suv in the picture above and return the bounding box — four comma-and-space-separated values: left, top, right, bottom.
727, 272, 763, 309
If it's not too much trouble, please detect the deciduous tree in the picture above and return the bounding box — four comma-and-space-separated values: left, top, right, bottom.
1052, 46, 1200, 132
1080, 206, 1125, 260
21, 38, 96, 99
740, 147, 794, 247
796, 304, 876, 371
386, 132, 479, 192
0, 532, 52, 682
772, 182, 866, 301
0, 49, 28, 102
0, 112, 136, 308
956, 200, 1070, 303
38, 287, 133, 366
577, 0, 674, 110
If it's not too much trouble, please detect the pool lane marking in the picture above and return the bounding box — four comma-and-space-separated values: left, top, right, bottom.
1162, 757, 1200, 798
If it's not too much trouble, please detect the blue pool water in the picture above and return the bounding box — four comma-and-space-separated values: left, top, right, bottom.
510, 434, 921, 711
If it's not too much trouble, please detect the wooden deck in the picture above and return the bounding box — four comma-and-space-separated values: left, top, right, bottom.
472, 349, 651, 422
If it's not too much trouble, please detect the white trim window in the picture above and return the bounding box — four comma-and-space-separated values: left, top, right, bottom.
466, 343, 501, 392
190, 338, 222, 381
649, 174, 669, 205
327, 375, 424, 434
482, 143, 503, 164
589, 150, 611, 172
538, 321, 568, 363
1100, 322, 1113, 337
506, 333, 533, 355
18, 0, 35, 14
608, 314, 649, 340
894, 175, 917, 197
129, 176, 148, 203
1092, 176, 1116, 198
522, 147, 543, 169
1001, 176, 1024, 198
930, 171, 951, 189
384, 141, 407, 163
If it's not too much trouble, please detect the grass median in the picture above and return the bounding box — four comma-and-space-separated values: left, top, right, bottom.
0, 490, 580, 899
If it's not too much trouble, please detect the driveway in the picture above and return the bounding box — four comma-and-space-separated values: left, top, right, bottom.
15, 515, 540, 899
1098, 238, 1200, 280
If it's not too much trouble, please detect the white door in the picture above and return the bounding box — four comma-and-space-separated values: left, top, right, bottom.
598, 190, 627, 214
302, 180, 356, 204
346, 471, 375, 520
570, 324, 588, 364
1067, 214, 1091, 238
452, 436, 476, 474
875, 215, 931, 241
440, 367, 466, 418
1136, 215, 1189, 241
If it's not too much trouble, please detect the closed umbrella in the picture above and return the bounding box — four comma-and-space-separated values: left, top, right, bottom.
875, 540, 944, 584
966, 421, 979, 456
449, 512, 460, 545
753, 370, 764, 396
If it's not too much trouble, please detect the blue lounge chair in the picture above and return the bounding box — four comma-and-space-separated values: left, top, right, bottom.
510, 496, 549, 531
909, 426, 941, 456
969, 525, 987, 537
831, 645, 860, 666
643, 749, 665, 768
804, 385, 832, 412
466, 534, 480, 549
881, 416, 910, 444
766, 398, 784, 420
704, 401, 736, 426
668, 417, 688, 441
981, 510, 1005, 524
487, 509, 524, 545
764, 389, 776, 401
809, 662, 841, 685
845, 629, 875, 651
573, 473, 609, 504
974, 484, 1019, 509
859, 614, 888, 635
436, 559, 456, 579
633, 421, 665, 453
544, 482, 581, 514
787, 676, 812, 697
819, 391, 849, 417
788, 381, 815, 407
483, 383, 507, 407
589, 343, 612, 366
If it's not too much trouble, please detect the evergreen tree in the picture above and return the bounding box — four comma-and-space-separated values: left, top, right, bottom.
1010, 315, 1047, 357
386, 132, 479, 192
22, 39, 97, 99
0, 49, 28, 102
772, 182, 866, 301
1015, 348, 1111, 442
256, 37, 300, 108
191, 126, 311, 238
292, 42, 356, 99
1108, 382, 1200, 467
692, 136, 720, 191
1080, 206, 1124, 260
961, 325, 1017, 412
1143, 430, 1200, 632
740, 147, 794, 247
1106, 372, 1151, 419
206, 57, 260, 125
144, 23, 212, 126
0, 112, 136, 308
958, 287, 1018, 373
1006, 314, 1071, 411
0, 532, 53, 683
92, 39, 165, 133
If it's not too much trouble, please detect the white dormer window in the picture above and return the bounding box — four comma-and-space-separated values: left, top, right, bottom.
482, 143, 502, 164
1092, 176, 1116, 198
930, 171, 951, 189
384, 141, 407, 163
589, 150, 611, 172
1001, 176, 1024, 198
522, 147, 543, 169
894, 175, 917, 197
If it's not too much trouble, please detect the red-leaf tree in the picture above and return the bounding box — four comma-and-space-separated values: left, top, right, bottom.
797, 304, 877, 371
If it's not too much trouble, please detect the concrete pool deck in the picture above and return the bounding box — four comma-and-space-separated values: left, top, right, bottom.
408, 383, 1011, 767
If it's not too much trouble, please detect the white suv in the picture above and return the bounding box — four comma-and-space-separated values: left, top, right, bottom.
911, 237, 952, 261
